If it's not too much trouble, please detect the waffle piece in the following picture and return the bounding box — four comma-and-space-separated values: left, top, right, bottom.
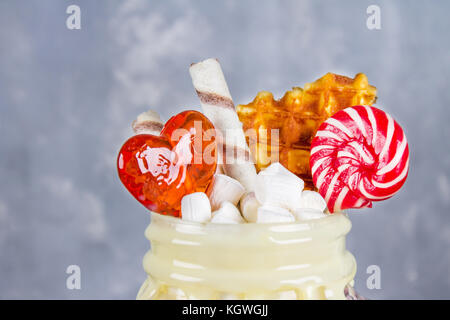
236, 73, 377, 189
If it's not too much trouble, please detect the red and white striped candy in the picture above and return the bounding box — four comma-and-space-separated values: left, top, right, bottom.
310, 106, 409, 213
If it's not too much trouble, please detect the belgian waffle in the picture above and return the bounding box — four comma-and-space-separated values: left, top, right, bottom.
236, 73, 377, 189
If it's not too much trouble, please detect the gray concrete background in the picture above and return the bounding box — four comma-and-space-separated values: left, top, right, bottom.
0, 0, 449, 299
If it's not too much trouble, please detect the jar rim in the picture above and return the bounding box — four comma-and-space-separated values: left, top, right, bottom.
148, 211, 351, 239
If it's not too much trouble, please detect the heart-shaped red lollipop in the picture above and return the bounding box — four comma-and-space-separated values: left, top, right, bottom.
117, 110, 217, 216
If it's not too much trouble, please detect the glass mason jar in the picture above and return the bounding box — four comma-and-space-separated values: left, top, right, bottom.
137, 212, 356, 300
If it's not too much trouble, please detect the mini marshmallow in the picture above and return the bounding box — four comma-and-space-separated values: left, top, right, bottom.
256, 205, 295, 224
207, 174, 245, 211
255, 162, 304, 211
210, 201, 245, 224
297, 190, 328, 212
260, 162, 292, 176
181, 192, 211, 223
240, 192, 260, 222
292, 208, 327, 221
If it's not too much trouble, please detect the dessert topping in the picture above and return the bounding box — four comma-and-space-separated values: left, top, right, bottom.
117, 110, 217, 216
310, 105, 409, 212
296, 190, 328, 212
239, 192, 260, 223
256, 205, 295, 224
181, 192, 212, 223
210, 201, 245, 224
207, 174, 245, 211
292, 208, 327, 221
190, 58, 257, 194
132, 110, 164, 135
254, 162, 304, 212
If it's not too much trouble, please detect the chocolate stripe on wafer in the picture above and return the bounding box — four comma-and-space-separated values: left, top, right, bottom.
214, 134, 254, 163
220, 143, 254, 163
131, 110, 164, 135
132, 120, 164, 134
196, 90, 235, 110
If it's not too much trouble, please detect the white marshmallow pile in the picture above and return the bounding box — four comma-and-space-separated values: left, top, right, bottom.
211, 201, 245, 224
253, 163, 327, 223
255, 162, 303, 210
257, 205, 295, 223
292, 190, 328, 221
180, 163, 329, 224
239, 192, 260, 223
207, 174, 245, 211
181, 175, 246, 224
181, 192, 212, 223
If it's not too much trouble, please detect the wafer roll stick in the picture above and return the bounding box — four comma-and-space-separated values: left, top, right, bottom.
189, 58, 257, 192
132, 110, 164, 135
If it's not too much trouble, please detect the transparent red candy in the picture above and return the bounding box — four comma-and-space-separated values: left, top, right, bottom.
117, 110, 217, 217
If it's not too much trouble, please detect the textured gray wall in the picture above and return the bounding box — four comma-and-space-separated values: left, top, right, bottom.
0, 0, 449, 299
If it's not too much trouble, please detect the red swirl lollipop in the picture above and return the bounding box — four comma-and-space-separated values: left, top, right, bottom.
310, 105, 409, 213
